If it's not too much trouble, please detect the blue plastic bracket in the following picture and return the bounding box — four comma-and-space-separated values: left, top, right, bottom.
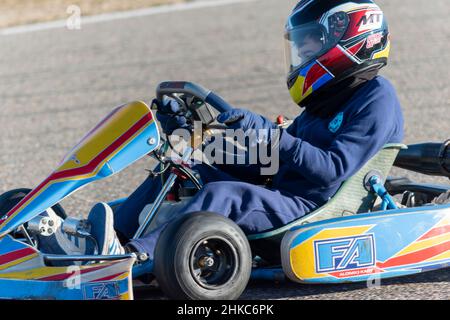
368, 175, 398, 210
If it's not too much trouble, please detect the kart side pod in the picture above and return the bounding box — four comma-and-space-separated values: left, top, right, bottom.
281, 205, 450, 283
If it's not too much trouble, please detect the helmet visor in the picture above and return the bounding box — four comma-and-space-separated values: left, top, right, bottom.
284, 23, 327, 74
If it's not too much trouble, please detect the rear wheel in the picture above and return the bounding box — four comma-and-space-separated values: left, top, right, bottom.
154, 212, 252, 300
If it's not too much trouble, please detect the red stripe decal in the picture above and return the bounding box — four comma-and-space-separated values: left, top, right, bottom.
53, 114, 151, 179
92, 272, 125, 282
378, 241, 450, 269
0, 247, 37, 265
38, 265, 108, 281
418, 225, 450, 241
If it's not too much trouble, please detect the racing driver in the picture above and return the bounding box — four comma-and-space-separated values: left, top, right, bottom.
43, 0, 405, 265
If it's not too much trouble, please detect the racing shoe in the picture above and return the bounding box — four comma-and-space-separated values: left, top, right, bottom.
87, 202, 125, 255
36, 208, 91, 256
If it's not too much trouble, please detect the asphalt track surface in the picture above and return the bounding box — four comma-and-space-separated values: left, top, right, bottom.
0, 0, 449, 300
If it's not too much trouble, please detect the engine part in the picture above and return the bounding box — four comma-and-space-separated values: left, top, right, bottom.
62, 217, 91, 237
394, 140, 450, 179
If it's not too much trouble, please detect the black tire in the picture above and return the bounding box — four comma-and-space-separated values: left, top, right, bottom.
154, 212, 252, 300
0, 188, 67, 219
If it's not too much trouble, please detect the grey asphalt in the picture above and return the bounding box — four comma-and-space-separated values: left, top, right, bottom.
0, 0, 449, 300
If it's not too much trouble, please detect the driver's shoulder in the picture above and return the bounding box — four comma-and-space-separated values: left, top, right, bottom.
358, 75, 398, 102
348, 76, 400, 117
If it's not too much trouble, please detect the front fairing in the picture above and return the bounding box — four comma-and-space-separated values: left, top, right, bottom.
0, 101, 160, 237
0, 235, 136, 300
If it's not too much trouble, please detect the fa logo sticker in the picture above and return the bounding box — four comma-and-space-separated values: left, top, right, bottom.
82, 282, 120, 300
328, 112, 344, 133
314, 234, 376, 273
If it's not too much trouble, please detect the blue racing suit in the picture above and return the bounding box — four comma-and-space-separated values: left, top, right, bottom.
114, 76, 404, 258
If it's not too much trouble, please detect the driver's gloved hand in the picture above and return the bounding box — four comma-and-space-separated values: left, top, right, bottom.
217, 108, 278, 144
153, 97, 192, 135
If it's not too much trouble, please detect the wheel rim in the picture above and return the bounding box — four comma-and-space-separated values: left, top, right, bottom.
189, 236, 239, 289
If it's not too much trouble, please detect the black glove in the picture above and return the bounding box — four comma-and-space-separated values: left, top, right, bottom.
153, 97, 192, 135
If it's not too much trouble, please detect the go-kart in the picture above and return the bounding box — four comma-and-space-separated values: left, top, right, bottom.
0, 81, 449, 300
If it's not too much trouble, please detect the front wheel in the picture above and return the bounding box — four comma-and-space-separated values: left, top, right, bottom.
153, 212, 252, 300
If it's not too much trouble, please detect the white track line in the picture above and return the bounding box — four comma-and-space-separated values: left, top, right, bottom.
1, 0, 258, 36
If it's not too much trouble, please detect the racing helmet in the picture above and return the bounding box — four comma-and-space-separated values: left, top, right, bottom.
285, 0, 390, 106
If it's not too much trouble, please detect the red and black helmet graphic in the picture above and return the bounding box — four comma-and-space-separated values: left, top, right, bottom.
285, 0, 390, 106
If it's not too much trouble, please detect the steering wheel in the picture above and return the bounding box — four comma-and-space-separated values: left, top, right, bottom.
155, 81, 233, 116
154, 81, 250, 168
155, 80, 240, 148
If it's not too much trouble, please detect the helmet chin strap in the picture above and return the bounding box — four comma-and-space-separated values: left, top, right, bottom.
301, 68, 379, 118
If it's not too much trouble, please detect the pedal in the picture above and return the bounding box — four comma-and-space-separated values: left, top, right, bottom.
28, 215, 60, 237
62, 217, 92, 238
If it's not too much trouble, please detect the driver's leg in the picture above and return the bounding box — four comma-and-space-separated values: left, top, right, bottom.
127, 180, 318, 260
113, 174, 163, 240
112, 163, 249, 241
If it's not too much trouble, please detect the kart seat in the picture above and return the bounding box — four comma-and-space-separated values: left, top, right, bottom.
248, 143, 407, 262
